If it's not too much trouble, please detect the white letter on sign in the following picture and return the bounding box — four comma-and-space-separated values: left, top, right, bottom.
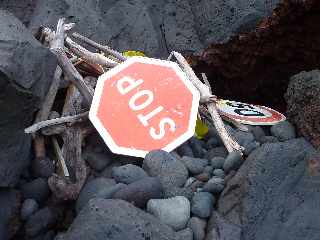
138, 106, 164, 127
129, 90, 154, 111
150, 118, 176, 140
117, 76, 143, 95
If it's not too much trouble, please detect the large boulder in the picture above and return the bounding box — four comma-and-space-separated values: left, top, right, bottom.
0, 10, 55, 186
285, 70, 320, 149
1, 0, 279, 58
217, 138, 320, 240
56, 198, 179, 240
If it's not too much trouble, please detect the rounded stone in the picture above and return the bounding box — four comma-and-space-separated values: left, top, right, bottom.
205, 147, 228, 160
147, 196, 191, 231
212, 169, 225, 178
112, 177, 163, 208
176, 228, 193, 240
76, 177, 124, 213
189, 137, 205, 158
210, 157, 225, 169
112, 164, 148, 184
31, 157, 54, 178
164, 186, 194, 201
191, 192, 215, 218
203, 166, 213, 176
206, 137, 220, 149
21, 178, 50, 204
21, 199, 39, 221
250, 126, 266, 142
25, 207, 58, 237
181, 156, 208, 175
195, 172, 210, 182
271, 121, 296, 141
143, 150, 189, 188
223, 151, 243, 173
83, 150, 113, 172
187, 217, 207, 240
177, 142, 194, 158
203, 177, 225, 194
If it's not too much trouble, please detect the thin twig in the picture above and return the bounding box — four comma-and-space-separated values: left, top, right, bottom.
24, 111, 89, 134
52, 137, 70, 177
201, 73, 212, 94
72, 32, 127, 62
171, 51, 243, 153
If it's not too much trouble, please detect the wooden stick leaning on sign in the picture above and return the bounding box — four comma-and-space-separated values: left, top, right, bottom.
168, 51, 244, 154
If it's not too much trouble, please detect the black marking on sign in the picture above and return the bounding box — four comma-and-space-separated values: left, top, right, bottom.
225, 101, 266, 117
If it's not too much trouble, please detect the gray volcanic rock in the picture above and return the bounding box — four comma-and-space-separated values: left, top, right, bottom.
0, 10, 55, 187
218, 138, 320, 240
270, 121, 296, 142
56, 199, 178, 240
76, 178, 124, 213
147, 196, 190, 231
2, 0, 280, 58
112, 164, 148, 184
181, 157, 208, 175
143, 150, 188, 189
112, 177, 163, 208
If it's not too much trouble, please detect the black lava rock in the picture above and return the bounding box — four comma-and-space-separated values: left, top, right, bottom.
143, 150, 188, 189
76, 177, 124, 213
270, 121, 296, 142
203, 177, 225, 194
112, 177, 163, 208
181, 156, 209, 175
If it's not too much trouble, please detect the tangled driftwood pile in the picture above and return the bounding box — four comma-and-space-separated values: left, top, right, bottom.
24, 19, 244, 201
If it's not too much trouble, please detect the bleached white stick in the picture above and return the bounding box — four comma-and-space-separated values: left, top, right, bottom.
170, 51, 243, 153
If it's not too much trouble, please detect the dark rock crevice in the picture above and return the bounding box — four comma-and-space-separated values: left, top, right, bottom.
192, 0, 320, 112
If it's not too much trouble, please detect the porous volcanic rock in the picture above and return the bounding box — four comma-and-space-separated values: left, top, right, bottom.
1, 0, 279, 58
217, 138, 320, 240
56, 199, 179, 240
285, 70, 320, 149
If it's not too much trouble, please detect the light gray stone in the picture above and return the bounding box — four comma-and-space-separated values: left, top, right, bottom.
147, 196, 190, 231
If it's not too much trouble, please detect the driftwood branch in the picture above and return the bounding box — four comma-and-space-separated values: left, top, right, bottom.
72, 32, 127, 62
52, 137, 70, 177
171, 51, 243, 153
25, 111, 88, 134
65, 37, 118, 68
46, 18, 93, 104
48, 84, 87, 200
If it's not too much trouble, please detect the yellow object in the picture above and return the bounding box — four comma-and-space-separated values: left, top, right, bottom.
195, 117, 209, 139
122, 50, 146, 57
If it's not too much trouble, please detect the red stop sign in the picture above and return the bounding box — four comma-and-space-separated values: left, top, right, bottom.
89, 57, 200, 157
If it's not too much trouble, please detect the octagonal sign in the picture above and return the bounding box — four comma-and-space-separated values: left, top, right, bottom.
89, 57, 200, 158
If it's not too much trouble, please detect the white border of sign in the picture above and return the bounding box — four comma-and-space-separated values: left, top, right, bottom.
89, 56, 200, 158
